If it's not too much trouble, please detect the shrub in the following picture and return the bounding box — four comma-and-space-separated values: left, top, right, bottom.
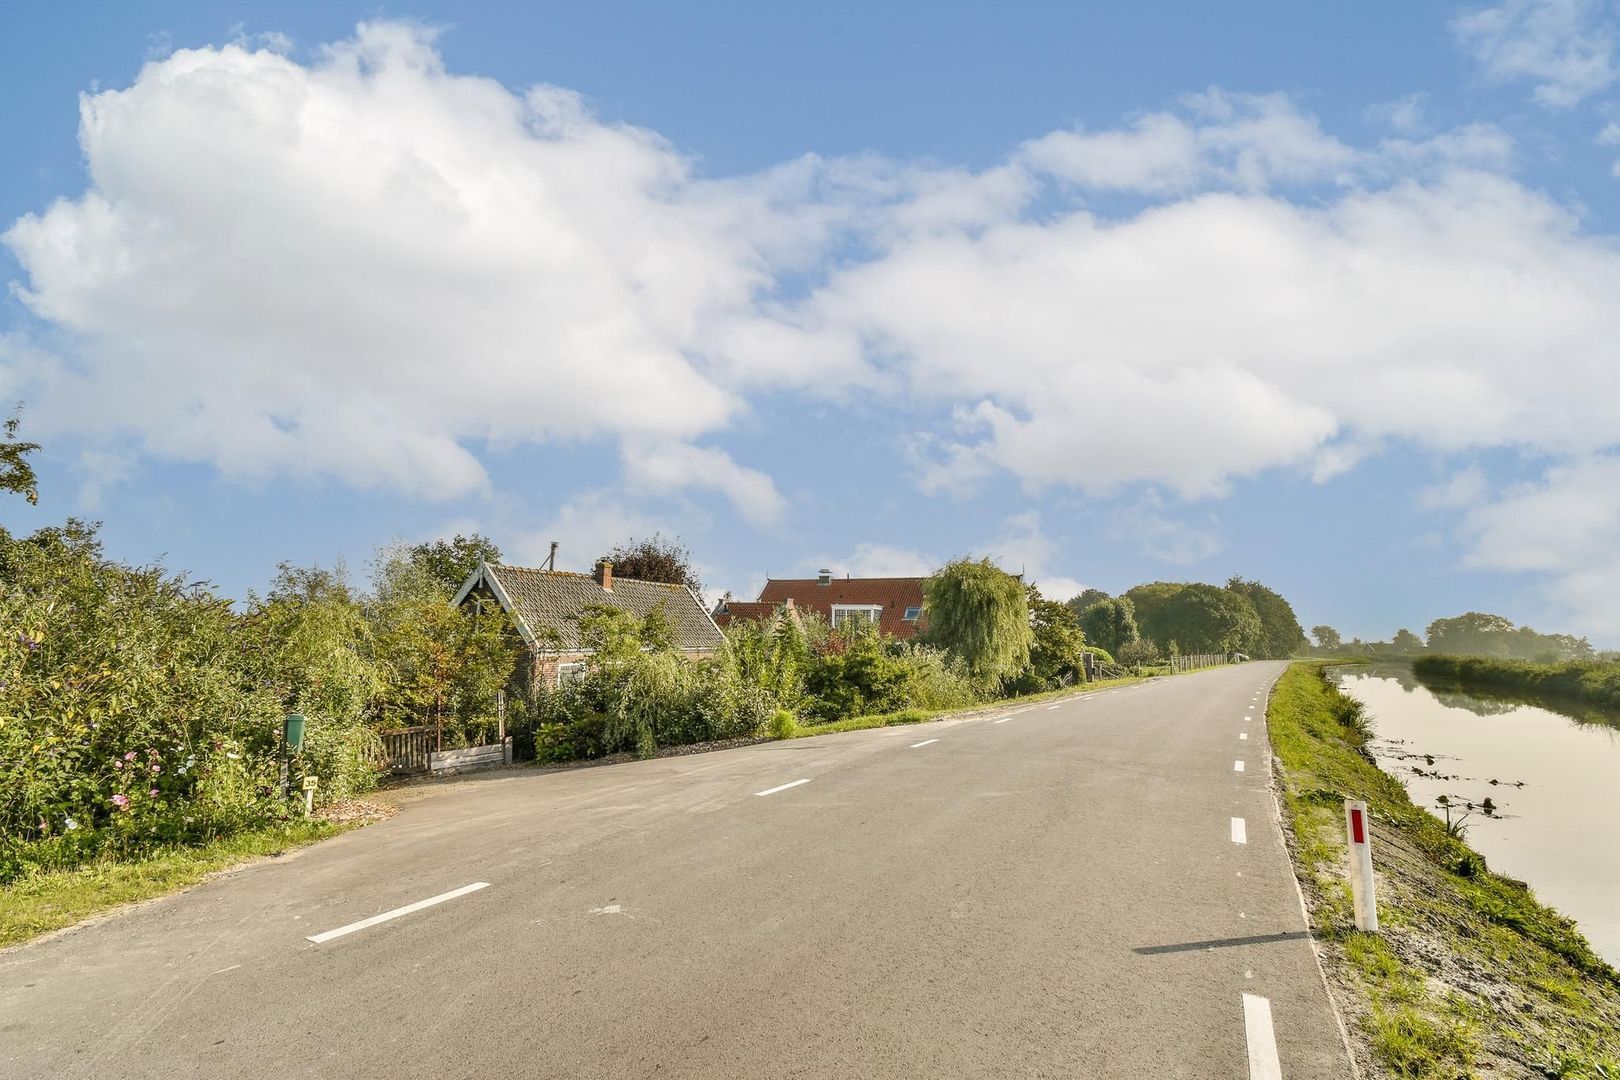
768, 709, 798, 739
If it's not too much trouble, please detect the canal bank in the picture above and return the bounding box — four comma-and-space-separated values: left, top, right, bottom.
1334, 661, 1620, 969
1269, 662, 1620, 1079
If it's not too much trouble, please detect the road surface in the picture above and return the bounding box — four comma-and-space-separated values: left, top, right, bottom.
0, 661, 1352, 1078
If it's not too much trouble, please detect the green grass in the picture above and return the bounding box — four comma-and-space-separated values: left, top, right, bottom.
787, 671, 1158, 740
1412, 654, 1620, 728
1268, 662, 1620, 1078
0, 820, 351, 949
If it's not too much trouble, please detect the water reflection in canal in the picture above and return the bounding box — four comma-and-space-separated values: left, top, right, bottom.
1331, 663, 1620, 968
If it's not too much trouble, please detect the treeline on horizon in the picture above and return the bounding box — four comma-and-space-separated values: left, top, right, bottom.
1308, 611, 1606, 664
0, 408, 1308, 882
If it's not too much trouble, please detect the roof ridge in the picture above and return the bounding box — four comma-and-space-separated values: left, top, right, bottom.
491, 563, 689, 589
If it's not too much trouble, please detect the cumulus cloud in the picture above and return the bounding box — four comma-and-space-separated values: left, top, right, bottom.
11, 20, 1620, 592
1459, 455, 1620, 636
1452, 0, 1618, 106
3, 23, 814, 501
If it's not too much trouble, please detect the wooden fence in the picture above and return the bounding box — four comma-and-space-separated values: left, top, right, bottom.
379, 725, 436, 775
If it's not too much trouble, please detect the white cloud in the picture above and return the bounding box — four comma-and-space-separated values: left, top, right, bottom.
1452, 0, 1619, 107
1105, 495, 1223, 566
3, 24, 805, 502
11, 20, 1620, 612
620, 441, 786, 525
1417, 466, 1489, 510
506, 492, 668, 573
1459, 455, 1620, 636
1369, 93, 1430, 135
826, 542, 939, 579
982, 511, 1087, 601
1020, 90, 1355, 194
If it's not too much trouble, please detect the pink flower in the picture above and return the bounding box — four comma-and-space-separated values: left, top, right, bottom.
149, 788, 159, 798
123, 751, 137, 762
112, 759, 123, 770
111, 794, 130, 810
151, 764, 161, 774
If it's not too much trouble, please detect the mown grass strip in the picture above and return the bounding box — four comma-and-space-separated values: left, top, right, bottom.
0, 820, 351, 949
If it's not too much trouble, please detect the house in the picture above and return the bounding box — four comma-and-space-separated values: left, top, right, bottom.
753, 569, 928, 639
710, 597, 802, 630
453, 558, 725, 686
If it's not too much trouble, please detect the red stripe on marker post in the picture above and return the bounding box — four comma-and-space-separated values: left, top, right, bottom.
1350, 806, 1365, 845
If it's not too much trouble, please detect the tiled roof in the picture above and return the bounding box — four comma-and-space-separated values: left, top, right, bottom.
712, 600, 779, 628
476, 563, 724, 652
757, 577, 928, 638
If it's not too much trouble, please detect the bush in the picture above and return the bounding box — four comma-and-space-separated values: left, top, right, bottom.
1116, 638, 1162, 669
768, 709, 798, 739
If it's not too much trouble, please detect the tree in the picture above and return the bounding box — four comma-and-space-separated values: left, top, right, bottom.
1391, 628, 1424, 651
1425, 612, 1515, 656
367, 547, 516, 744
1065, 588, 1112, 615
600, 533, 703, 594
1078, 597, 1139, 656
1, 407, 40, 506
1311, 625, 1342, 650
1126, 582, 1261, 655
922, 558, 1032, 682
408, 534, 502, 595
1224, 577, 1306, 659
1023, 584, 1088, 689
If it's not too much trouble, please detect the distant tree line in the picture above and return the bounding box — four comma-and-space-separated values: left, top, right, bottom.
1309, 612, 1594, 663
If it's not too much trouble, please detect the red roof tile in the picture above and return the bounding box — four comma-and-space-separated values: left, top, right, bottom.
756, 577, 927, 638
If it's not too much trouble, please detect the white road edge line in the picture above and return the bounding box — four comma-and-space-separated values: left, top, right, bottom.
1046, 704, 1061, 710
1234, 760, 1246, 772
993, 717, 1011, 724
1231, 817, 1248, 844
1242, 993, 1283, 1080
756, 778, 811, 797
307, 882, 490, 944
910, 738, 939, 748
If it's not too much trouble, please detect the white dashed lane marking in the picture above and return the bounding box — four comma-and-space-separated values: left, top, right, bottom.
307, 882, 490, 944
1239, 732, 1249, 740
1234, 760, 1246, 772
756, 778, 811, 797
1231, 817, 1248, 844
1242, 993, 1283, 1080
910, 739, 939, 748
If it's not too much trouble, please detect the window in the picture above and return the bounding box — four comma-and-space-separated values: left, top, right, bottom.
903, 606, 922, 621
556, 661, 587, 685
831, 604, 883, 629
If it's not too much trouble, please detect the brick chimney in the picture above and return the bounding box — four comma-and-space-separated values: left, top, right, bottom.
595, 559, 613, 592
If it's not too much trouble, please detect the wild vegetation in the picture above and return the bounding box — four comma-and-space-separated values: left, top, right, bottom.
1413, 654, 1620, 721
1269, 663, 1619, 1078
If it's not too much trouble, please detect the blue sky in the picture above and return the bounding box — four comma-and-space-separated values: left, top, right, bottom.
5, 1, 1620, 644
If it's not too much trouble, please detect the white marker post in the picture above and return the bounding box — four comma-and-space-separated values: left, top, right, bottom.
1345, 798, 1378, 932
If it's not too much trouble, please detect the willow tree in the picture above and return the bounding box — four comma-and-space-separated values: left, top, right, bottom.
922, 558, 1031, 683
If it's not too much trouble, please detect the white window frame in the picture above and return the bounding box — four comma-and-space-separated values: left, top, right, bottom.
556, 661, 587, 685
902, 606, 922, 622
830, 604, 884, 629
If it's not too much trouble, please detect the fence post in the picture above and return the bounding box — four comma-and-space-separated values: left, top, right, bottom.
1345, 799, 1378, 932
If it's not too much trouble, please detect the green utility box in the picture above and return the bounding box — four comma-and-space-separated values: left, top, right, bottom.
283, 713, 306, 752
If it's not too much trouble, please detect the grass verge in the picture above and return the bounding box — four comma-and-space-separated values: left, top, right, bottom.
1269, 661, 1620, 1079
0, 819, 354, 949
785, 671, 1157, 739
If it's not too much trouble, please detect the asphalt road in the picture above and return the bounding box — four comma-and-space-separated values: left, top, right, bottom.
0, 661, 1352, 1079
